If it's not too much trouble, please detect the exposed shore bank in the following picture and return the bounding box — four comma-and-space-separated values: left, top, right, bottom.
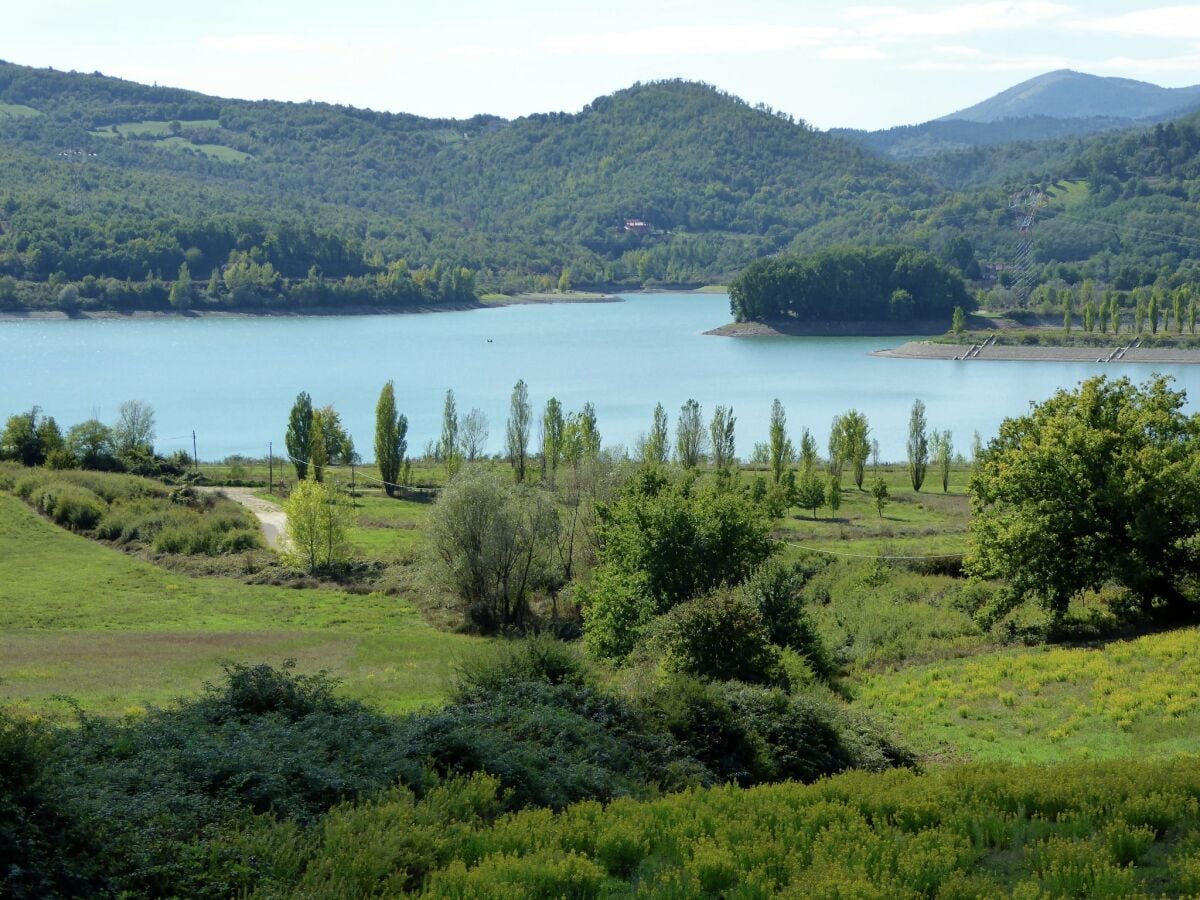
876, 341, 1200, 364
706, 319, 950, 338
0, 291, 622, 322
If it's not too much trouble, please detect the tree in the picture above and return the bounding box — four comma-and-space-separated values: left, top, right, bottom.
440, 389, 460, 476
540, 397, 565, 483
643, 403, 670, 465
932, 429, 953, 493
951, 306, 966, 334
374, 381, 407, 497
795, 469, 824, 519
582, 474, 774, 660
870, 477, 889, 518
799, 428, 817, 473
1149, 291, 1160, 334
66, 419, 117, 470
315, 405, 354, 465
967, 376, 1200, 623
285, 391, 313, 480
1062, 292, 1072, 333
1, 406, 61, 467
709, 405, 736, 477
826, 415, 845, 479
675, 399, 706, 469
168, 262, 192, 309
840, 410, 871, 489
506, 379, 531, 482
425, 467, 556, 632
112, 400, 156, 460
906, 399, 928, 492
460, 408, 489, 462
309, 408, 329, 482
825, 475, 841, 519
284, 477, 352, 574
768, 399, 792, 484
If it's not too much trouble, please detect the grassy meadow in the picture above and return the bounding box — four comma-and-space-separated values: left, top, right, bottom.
0, 491, 481, 718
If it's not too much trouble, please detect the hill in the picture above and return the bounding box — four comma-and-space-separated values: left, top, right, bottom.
2, 61, 1200, 312
836, 70, 1200, 162
0, 62, 934, 301
945, 69, 1200, 124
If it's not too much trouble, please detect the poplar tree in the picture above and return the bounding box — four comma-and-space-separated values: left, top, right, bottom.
675, 399, 706, 469
644, 403, 670, 465
541, 397, 565, 482
285, 391, 313, 480
768, 399, 792, 484
709, 405, 736, 477
440, 389, 460, 476
907, 399, 929, 492
506, 379, 531, 482
309, 408, 328, 483
825, 475, 841, 519
932, 429, 954, 493
374, 380, 407, 497
840, 410, 871, 489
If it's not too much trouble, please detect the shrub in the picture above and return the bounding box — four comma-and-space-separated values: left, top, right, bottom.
740, 561, 833, 678
653, 587, 788, 687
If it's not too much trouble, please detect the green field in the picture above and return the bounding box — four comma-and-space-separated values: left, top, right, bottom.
0, 492, 480, 718
857, 626, 1200, 762
87, 119, 251, 162
0, 101, 42, 118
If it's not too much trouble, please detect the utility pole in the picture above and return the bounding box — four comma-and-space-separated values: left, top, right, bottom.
268, 442, 274, 494
192, 431, 198, 472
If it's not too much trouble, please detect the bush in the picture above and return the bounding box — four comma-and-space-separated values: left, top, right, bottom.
740, 561, 833, 678
653, 587, 788, 687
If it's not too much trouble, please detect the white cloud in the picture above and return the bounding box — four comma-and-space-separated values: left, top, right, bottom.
541, 24, 838, 56
1072, 6, 1200, 40
200, 34, 311, 53
850, 2, 1072, 37
902, 52, 1070, 71
1088, 53, 1200, 74
821, 45, 887, 60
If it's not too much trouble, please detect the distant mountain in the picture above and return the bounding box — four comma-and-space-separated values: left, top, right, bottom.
836, 70, 1200, 162
942, 70, 1200, 123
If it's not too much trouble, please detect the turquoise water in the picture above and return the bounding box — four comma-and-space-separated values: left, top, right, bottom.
3, 293, 1199, 461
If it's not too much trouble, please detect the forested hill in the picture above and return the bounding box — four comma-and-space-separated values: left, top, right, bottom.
0, 62, 935, 307
2, 60, 1200, 315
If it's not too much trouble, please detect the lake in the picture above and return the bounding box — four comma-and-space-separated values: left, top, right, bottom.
3, 292, 1199, 462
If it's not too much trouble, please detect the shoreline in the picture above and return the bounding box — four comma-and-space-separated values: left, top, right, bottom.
0, 291, 623, 322
876, 341, 1200, 364
706, 319, 951, 338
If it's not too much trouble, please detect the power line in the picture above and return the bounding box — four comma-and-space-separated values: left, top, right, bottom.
791, 544, 964, 560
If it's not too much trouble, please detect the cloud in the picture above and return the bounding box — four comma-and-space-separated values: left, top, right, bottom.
848, 1, 1071, 37
821, 45, 887, 60
1088, 53, 1200, 74
200, 34, 312, 53
541, 23, 838, 56
1072, 6, 1200, 40
902, 52, 1070, 71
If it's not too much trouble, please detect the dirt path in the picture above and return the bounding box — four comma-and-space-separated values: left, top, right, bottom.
200, 487, 287, 549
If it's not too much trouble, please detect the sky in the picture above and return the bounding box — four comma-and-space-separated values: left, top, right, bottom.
3, 1, 1200, 130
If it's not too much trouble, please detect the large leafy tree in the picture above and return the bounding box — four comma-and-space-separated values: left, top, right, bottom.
966, 376, 1200, 622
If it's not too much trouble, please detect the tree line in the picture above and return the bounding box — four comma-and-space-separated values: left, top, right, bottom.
728, 245, 971, 323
